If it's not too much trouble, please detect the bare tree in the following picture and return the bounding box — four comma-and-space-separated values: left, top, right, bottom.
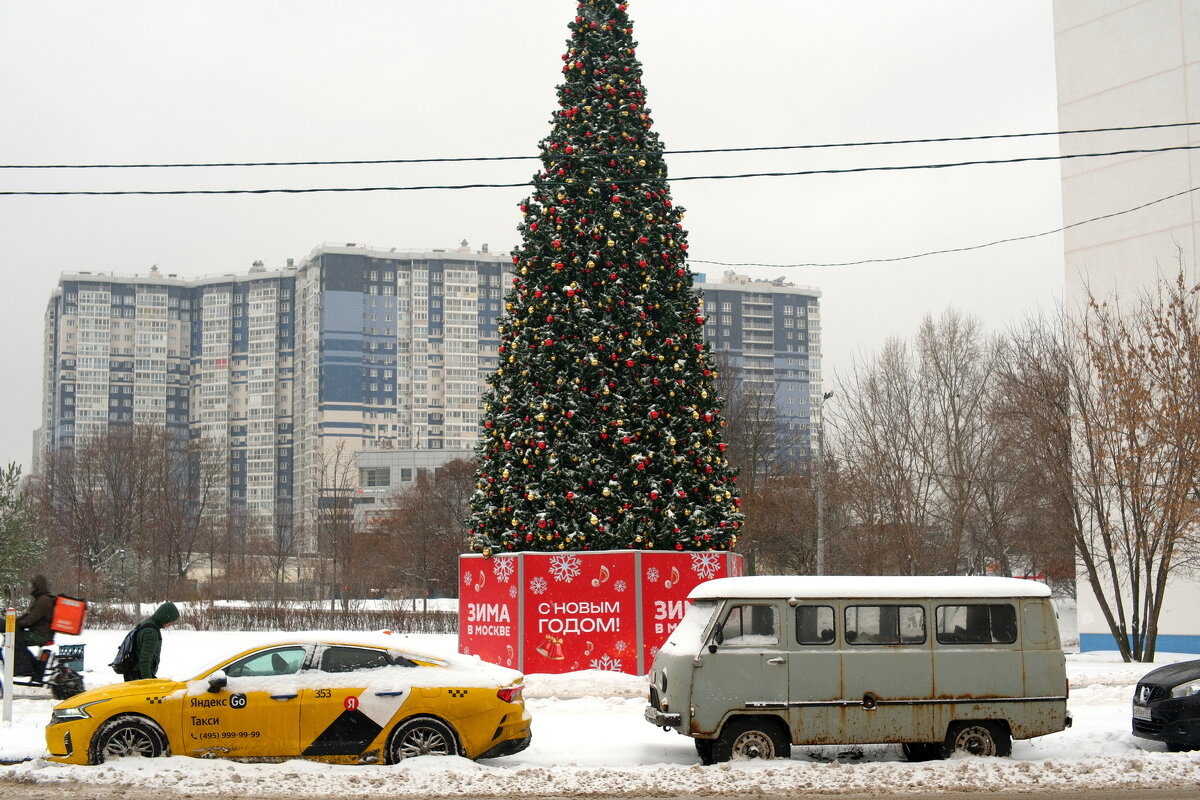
259, 497, 297, 604
711, 352, 783, 496
832, 336, 939, 573
37, 428, 160, 595
369, 459, 474, 600
916, 311, 1000, 574
38, 427, 235, 599
141, 433, 227, 596
831, 310, 1032, 578
313, 441, 358, 609
992, 315, 1079, 595
1069, 270, 1200, 661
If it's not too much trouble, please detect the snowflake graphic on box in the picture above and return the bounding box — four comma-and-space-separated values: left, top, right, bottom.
548, 554, 582, 583
529, 576, 548, 595
464, 571, 474, 588
614, 640, 628, 653
493, 556, 516, 583
646, 567, 660, 583
591, 654, 623, 672
691, 553, 722, 580
509, 585, 518, 599
613, 580, 627, 593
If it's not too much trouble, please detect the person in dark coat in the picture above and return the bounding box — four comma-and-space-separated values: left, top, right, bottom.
12, 574, 56, 676
15, 575, 55, 649
123, 602, 180, 682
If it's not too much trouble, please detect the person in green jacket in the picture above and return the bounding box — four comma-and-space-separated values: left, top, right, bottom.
123, 602, 180, 682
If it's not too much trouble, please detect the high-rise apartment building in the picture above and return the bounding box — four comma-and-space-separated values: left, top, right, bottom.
696, 271, 823, 466
40, 243, 822, 550
42, 263, 296, 530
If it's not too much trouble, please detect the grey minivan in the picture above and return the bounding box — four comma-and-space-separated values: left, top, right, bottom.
645, 575, 1071, 763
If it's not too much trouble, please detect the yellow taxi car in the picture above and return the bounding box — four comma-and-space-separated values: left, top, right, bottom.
45, 632, 531, 765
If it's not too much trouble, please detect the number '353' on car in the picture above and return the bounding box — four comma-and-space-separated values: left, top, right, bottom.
45, 632, 532, 765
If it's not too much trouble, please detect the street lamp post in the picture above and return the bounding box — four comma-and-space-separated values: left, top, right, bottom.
815, 391, 834, 576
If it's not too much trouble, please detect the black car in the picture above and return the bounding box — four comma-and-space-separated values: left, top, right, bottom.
1132, 659, 1200, 751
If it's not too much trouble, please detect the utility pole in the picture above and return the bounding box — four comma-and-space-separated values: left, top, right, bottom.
815, 391, 834, 576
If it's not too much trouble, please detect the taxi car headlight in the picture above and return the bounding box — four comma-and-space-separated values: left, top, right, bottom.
51, 699, 109, 723
1170, 679, 1200, 699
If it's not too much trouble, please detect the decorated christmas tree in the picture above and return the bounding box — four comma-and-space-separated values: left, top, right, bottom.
468, 0, 742, 555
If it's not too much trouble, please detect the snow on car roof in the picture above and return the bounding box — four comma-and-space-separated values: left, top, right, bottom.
689, 575, 1051, 600
177, 630, 519, 684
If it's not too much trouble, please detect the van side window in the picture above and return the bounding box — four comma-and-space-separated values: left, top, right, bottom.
844, 605, 926, 645
936, 604, 1018, 644
718, 604, 778, 646
795, 605, 835, 645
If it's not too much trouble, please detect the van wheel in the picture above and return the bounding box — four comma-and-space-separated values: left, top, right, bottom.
695, 738, 715, 765
944, 721, 1011, 757
712, 718, 791, 762
902, 742, 943, 761
89, 715, 170, 764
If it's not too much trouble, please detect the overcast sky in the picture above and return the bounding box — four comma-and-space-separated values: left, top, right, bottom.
0, 1, 1066, 472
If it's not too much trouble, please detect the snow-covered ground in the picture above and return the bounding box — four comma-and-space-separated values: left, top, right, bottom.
3, 629, 1199, 796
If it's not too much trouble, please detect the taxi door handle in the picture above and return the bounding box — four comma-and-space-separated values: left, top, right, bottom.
270, 693, 298, 701
375, 691, 406, 697
767, 657, 786, 665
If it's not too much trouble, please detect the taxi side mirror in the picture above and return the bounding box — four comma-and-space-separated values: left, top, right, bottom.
207, 670, 228, 693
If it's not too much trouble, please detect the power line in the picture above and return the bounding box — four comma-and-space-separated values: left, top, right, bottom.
1, 121, 1196, 170
3, 143, 1199, 196
692, 184, 1200, 269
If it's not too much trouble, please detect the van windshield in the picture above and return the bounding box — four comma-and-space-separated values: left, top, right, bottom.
663, 600, 717, 650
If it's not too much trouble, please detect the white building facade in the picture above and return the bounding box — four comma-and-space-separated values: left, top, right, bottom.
1055, 0, 1200, 654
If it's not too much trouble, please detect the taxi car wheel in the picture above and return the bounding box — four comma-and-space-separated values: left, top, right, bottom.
712, 717, 791, 762
943, 721, 1011, 758
89, 714, 170, 764
386, 716, 461, 762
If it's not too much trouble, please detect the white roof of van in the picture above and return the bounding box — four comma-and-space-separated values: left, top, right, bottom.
688, 575, 1051, 600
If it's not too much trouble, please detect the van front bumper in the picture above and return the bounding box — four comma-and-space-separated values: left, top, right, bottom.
644, 705, 681, 727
